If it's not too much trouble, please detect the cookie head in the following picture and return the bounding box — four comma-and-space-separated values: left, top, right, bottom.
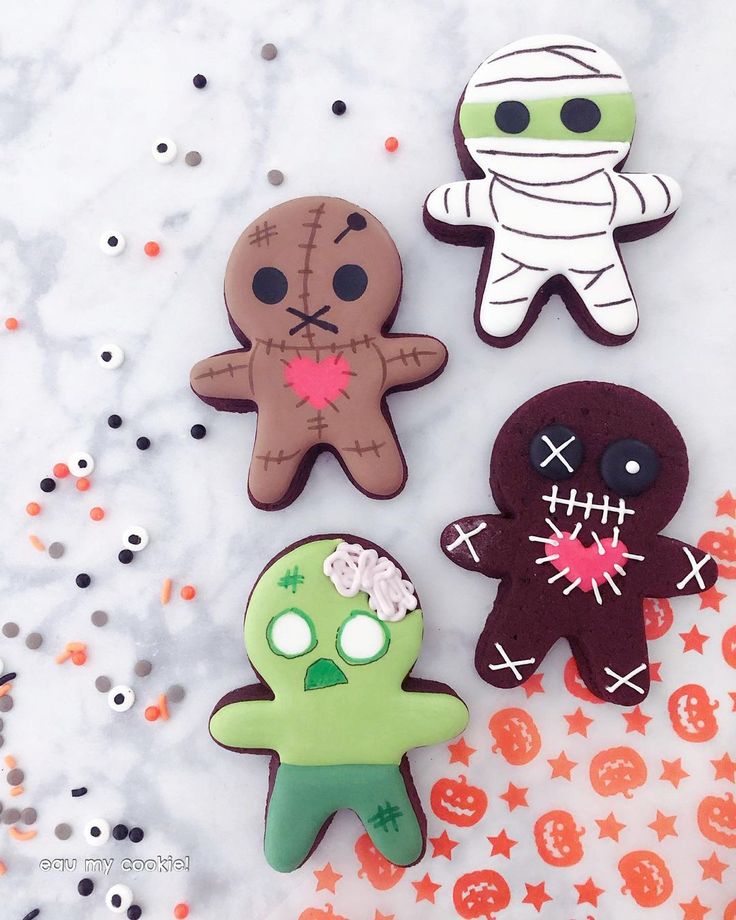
459, 35, 635, 181
490, 381, 688, 539
244, 537, 422, 697
224, 197, 402, 345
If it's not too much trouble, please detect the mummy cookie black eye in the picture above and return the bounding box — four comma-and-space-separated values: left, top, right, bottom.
151, 137, 177, 164
122, 526, 149, 552
68, 451, 95, 477
99, 232, 126, 256
108, 685, 135, 712
84, 817, 110, 846
105, 883, 134, 912
332, 264, 368, 301
97, 344, 124, 369
600, 438, 660, 496
560, 98, 601, 133
252, 267, 288, 304
530, 425, 583, 480
494, 100, 530, 134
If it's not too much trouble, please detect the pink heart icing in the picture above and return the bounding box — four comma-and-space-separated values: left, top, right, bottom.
550, 532, 629, 592
283, 355, 351, 409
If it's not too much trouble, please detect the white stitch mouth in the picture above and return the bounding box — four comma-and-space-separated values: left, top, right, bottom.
541, 484, 634, 526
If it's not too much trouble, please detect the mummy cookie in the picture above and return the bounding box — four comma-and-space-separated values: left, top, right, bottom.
209, 535, 468, 872
424, 35, 681, 347
441, 382, 717, 705
190, 197, 448, 509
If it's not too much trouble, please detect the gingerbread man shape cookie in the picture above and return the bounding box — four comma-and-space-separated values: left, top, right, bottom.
209, 536, 468, 871
441, 382, 717, 705
424, 35, 681, 347
190, 197, 447, 509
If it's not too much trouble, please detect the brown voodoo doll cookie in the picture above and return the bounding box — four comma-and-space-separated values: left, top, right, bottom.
190, 197, 448, 510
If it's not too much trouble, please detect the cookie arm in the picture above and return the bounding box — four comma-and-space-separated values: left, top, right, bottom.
401, 691, 469, 747
425, 179, 497, 228
209, 700, 280, 751
441, 514, 512, 576
190, 349, 253, 401
612, 172, 682, 226
641, 535, 717, 599
382, 335, 448, 389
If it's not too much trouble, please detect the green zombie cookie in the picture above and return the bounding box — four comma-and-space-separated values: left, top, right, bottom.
210, 536, 469, 872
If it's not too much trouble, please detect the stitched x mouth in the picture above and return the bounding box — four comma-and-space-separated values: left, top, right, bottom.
286, 305, 338, 336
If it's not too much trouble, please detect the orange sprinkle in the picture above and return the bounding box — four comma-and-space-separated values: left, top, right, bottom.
384, 136, 399, 152
71, 650, 87, 666
8, 826, 37, 842
0, 859, 6, 875
158, 693, 170, 721
29, 534, 45, 552
4, 755, 16, 769
10, 785, 23, 797
76, 477, 91, 492
180, 585, 196, 601
145, 705, 160, 722
144, 241, 161, 257
67, 642, 86, 652
89, 506, 105, 521
55, 651, 71, 664
4, 317, 19, 331
174, 904, 190, 919
0, 684, 12, 698
161, 578, 173, 606
26, 502, 41, 517
53, 462, 70, 478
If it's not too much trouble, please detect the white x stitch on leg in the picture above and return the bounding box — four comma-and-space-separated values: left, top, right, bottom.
540, 434, 576, 472
487, 642, 536, 682
676, 547, 712, 591
445, 521, 487, 563
604, 662, 647, 695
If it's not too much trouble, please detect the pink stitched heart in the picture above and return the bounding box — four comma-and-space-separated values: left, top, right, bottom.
550, 532, 629, 592
283, 354, 351, 409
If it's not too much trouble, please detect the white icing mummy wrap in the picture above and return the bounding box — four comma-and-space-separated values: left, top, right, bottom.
426, 35, 681, 341
323, 542, 418, 622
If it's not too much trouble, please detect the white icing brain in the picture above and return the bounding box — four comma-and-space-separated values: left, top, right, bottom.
323, 542, 418, 622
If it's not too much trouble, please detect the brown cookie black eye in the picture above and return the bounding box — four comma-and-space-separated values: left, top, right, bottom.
252, 267, 288, 304
600, 438, 660, 496
530, 425, 583, 480
332, 264, 368, 301
560, 98, 601, 133
494, 100, 530, 134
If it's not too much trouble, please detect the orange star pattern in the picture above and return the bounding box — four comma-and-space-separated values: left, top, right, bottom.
595, 811, 626, 842
548, 750, 577, 780
574, 877, 604, 907
716, 490, 736, 517
429, 830, 458, 860
499, 782, 528, 811
375, 913, 395, 920
680, 624, 709, 654
313, 863, 342, 893
522, 672, 545, 698
650, 661, 662, 681
711, 752, 736, 782
564, 707, 594, 737
679, 896, 711, 920
522, 881, 553, 913
700, 585, 727, 612
648, 810, 678, 841
660, 758, 689, 788
487, 828, 517, 859
730, 692, 736, 712
412, 873, 441, 904
623, 705, 652, 735
447, 736, 476, 766
699, 851, 728, 882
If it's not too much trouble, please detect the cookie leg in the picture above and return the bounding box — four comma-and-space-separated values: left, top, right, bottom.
264, 766, 336, 872
478, 239, 550, 338
572, 615, 650, 706
335, 417, 406, 498
567, 251, 638, 338
352, 765, 423, 866
248, 433, 306, 508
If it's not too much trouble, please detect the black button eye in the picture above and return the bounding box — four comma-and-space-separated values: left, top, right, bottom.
252, 267, 288, 304
600, 438, 660, 496
560, 98, 601, 133
332, 264, 368, 301
530, 425, 583, 480
494, 100, 530, 134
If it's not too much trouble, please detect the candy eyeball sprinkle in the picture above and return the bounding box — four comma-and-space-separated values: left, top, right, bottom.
108, 685, 135, 713
68, 451, 95, 477
84, 817, 111, 846
152, 137, 177, 164
99, 232, 126, 256
105, 883, 134, 913
97, 344, 125, 370
122, 526, 149, 553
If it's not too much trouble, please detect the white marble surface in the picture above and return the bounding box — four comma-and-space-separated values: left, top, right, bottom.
1, 1, 735, 918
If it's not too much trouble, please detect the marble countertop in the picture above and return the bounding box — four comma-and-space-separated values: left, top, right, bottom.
1, 1, 735, 918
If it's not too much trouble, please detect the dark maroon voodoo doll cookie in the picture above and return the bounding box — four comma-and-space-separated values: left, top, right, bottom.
190, 196, 448, 510
441, 382, 718, 705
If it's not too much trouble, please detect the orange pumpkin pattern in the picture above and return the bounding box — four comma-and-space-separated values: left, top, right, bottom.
697, 793, 736, 848
699, 527, 736, 579
431, 774, 488, 827
722, 624, 736, 669
533, 809, 585, 867
488, 707, 541, 764
298, 905, 349, 920
642, 597, 674, 640
452, 869, 511, 919
618, 850, 673, 907
589, 746, 647, 798
667, 683, 719, 742
354, 833, 405, 890
563, 656, 604, 705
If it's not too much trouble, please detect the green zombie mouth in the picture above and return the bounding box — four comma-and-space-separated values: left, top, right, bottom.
304, 657, 348, 691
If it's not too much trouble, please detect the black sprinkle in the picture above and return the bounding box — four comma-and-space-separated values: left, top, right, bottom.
71, 786, 88, 798
75, 573, 91, 588
77, 877, 94, 896
118, 549, 134, 565
0, 673, 16, 687
112, 822, 129, 840
136, 436, 151, 450
128, 826, 144, 843
190, 423, 206, 439
127, 906, 143, 920
22, 911, 41, 920
331, 99, 347, 116
108, 414, 123, 429
40, 478, 56, 492
193, 73, 207, 89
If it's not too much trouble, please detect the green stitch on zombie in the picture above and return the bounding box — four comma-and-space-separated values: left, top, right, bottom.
277, 565, 304, 594
209, 536, 468, 872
